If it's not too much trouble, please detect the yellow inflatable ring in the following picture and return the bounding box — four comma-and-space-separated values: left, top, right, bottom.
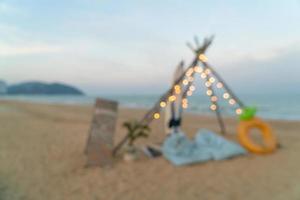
237, 117, 277, 154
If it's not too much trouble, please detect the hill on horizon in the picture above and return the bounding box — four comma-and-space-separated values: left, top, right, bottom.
7, 81, 84, 95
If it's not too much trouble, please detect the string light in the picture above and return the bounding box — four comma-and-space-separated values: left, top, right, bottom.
200, 73, 207, 79
188, 76, 194, 82
204, 69, 211, 75
223, 93, 230, 99
206, 89, 213, 96
210, 104, 217, 111
216, 82, 223, 89
199, 54, 208, 62
153, 113, 160, 119
182, 103, 188, 109
236, 108, 243, 115
189, 85, 196, 91
229, 99, 236, 105
160, 59, 241, 118
168, 95, 176, 102
182, 98, 188, 109
182, 79, 189, 85
209, 77, 215, 83
174, 85, 181, 94
194, 66, 203, 73
160, 101, 166, 108
187, 91, 193, 96
174, 85, 180, 90
211, 96, 218, 102
182, 98, 188, 104
186, 68, 194, 77
205, 81, 211, 87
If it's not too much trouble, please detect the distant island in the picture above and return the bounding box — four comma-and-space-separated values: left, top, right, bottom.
0, 80, 84, 95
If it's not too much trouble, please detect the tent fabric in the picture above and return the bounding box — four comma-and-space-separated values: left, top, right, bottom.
162, 129, 247, 166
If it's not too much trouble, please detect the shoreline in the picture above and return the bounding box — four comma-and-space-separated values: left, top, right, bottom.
1, 98, 299, 123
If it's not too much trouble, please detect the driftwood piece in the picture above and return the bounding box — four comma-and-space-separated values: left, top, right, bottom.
85, 98, 118, 168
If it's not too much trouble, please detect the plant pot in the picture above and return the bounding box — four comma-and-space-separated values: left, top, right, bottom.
123, 145, 139, 162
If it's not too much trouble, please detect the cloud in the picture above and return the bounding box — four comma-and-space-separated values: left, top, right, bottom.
0, 44, 64, 56
216, 44, 300, 94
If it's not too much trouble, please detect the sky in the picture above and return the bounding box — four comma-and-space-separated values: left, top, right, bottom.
0, 0, 299, 95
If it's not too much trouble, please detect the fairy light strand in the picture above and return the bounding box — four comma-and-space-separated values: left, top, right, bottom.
153, 53, 245, 121
198, 54, 244, 116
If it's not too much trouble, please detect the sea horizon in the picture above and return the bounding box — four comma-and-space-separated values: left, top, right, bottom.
1, 92, 299, 121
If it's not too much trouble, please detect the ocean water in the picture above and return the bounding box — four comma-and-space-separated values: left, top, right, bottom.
0, 93, 299, 121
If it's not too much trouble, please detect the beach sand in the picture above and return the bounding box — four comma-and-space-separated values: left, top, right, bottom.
0, 100, 300, 200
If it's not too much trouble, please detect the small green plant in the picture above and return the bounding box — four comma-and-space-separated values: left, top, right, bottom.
123, 120, 150, 146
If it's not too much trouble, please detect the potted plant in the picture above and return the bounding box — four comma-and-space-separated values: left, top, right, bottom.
122, 120, 150, 161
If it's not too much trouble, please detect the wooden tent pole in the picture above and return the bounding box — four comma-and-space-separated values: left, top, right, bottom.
213, 103, 226, 135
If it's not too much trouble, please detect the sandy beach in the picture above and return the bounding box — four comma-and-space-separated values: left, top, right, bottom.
0, 100, 300, 200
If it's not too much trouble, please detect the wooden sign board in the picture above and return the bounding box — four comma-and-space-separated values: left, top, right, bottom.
85, 98, 118, 168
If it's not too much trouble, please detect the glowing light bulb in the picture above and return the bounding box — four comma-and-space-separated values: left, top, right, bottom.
211, 96, 218, 102
186, 68, 194, 77
182, 103, 188, 109
189, 85, 195, 91
168, 95, 176, 102
182, 79, 189, 85
201, 73, 207, 79
205, 69, 211, 75
229, 99, 236, 105
160, 101, 166, 108
185, 72, 191, 77
236, 108, 243, 115
209, 77, 215, 83
154, 113, 160, 119
187, 91, 193, 96
206, 89, 213, 96
216, 82, 223, 89
188, 76, 194, 82
194, 66, 203, 73
223, 93, 230, 99
210, 104, 217, 111
174, 85, 181, 94
205, 81, 211, 87
182, 98, 188, 104
199, 54, 208, 62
